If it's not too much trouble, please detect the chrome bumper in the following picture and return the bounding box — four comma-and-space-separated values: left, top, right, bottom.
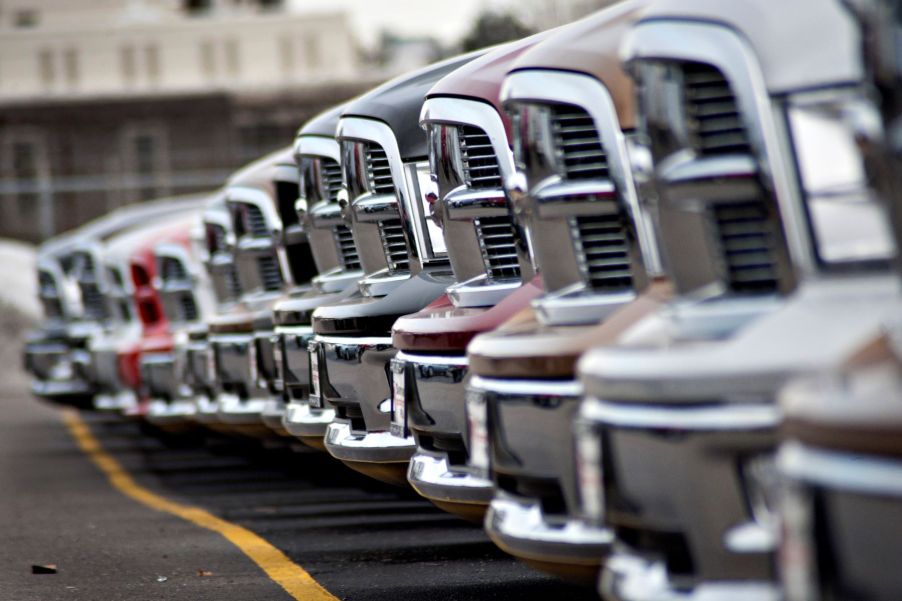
601, 552, 779, 601
469, 375, 612, 565
146, 399, 198, 425
318, 335, 414, 463
283, 399, 334, 438
778, 443, 902, 601
394, 351, 492, 505
584, 397, 779, 593
324, 420, 416, 463
28, 346, 93, 399
93, 390, 137, 413
486, 493, 613, 566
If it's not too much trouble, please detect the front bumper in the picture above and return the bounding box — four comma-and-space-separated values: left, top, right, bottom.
601, 553, 779, 601
778, 442, 902, 601
582, 397, 779, 599
469, 375, 612, 572
27, 342, 93, 402
318, 335, 416, 466
210, 332, 270, 426
395, 351, 493, 510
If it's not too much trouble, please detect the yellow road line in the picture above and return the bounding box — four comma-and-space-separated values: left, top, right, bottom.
62, 409, 338, 601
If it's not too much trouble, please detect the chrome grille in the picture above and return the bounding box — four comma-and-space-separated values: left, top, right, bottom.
711, 200, 779, 294
322, 159, 343, 202
209, 224, 227, 252
75, 252, 107, 320
257, 255, 283, 292
160, 256, 189, 283
570, 213, 633, 291
38, 270, 57, 298
475, 216, 520, 281
226, 265, 242, 299
683, 63, 750, 156
332, 225, 361, 271
460, 125, 502, 189
179, 295, 199, 321
550, 104, 609, 180
366, 145, 395, 195
240, 204, 269, 238
276, 181, 300, 227
378, 219, 409, 274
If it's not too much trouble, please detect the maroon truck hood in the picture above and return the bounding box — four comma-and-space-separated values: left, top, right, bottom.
392, 278, 544, 352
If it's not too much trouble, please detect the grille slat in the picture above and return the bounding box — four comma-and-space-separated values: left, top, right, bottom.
378, 219, 409, 274
550, 105, 608, 181
179, 295, 199, 321
571, 214, 633, 292
475, 216, 520, 281
683, 64, 751, 156
257, 255, 284, 292
366, 146, 396, 196
241, 204, 269, 238
321, 160, 343, 203
460, 125, 503, 190
332, 225, 361, 271
711, 200, 778, 293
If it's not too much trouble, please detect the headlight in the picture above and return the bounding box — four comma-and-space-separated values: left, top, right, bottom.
787, 91, 896, 264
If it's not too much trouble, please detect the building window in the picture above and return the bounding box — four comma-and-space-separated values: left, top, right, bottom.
2, 132, 51, 236
38, 49, 55, 90
14, 9, 38, 28
304, 34, 320, 72
63, 49, 79, 89
184, 0, 212, 15
145, 44, 161, 86
200, 41, 216, 81
121, 126, 170, 202
121, 46, 136, 87
279, 36, 294, 75
225, 39, 240, 78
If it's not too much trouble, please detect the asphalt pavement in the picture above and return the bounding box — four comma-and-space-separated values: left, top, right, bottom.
0, 385, 601, 601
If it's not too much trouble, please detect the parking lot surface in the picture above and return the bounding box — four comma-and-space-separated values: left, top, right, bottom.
0, 389, 600, 601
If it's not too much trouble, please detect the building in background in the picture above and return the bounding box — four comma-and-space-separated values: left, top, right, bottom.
0, 0, 370, 242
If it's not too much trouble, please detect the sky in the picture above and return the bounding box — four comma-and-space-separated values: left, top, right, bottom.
287, 0, 516, 48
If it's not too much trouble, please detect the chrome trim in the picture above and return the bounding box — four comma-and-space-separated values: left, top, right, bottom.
283, 400, 335, 437
582, 397, 780, 430
468, 374, 583, 398
486, 493, 613, 555
408, 451, 494, 504
337, 116, 424, 274
273, 163, 297, 184
313, 334, 394, 347
324, 420, 416, 463
501, 69, 662, 276
445, 275, 520, 308
535, 285, 636, 326
621, 20, 814, 278
295, 134, 340, 164
601, 552, 780, 601
227, 185, 292, 293
420, 96, 522, 278
394, 350, 469, 367
357, 268, 408, 297
779, 442, 902, 497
